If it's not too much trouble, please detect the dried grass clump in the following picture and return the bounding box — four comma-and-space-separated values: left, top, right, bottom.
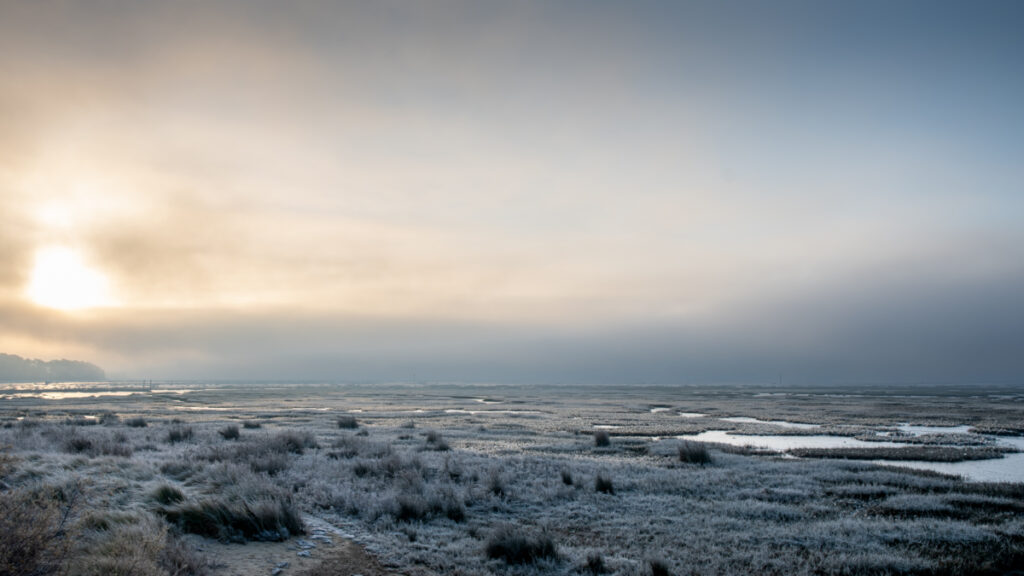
485, 527, 558, 565
337, 416, 359, 429
62, 432, 133, 458
125, 417, 147, 428
0, 485, 76, 576
151, 484, 185, 506
594, 430, 611, 447
218, 425, 240, 440
161, 496, 304, 543
595, 474, 615, 495
242, 420, 262, 429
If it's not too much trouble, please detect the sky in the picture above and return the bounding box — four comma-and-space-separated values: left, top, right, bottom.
1, 0, 1022, 384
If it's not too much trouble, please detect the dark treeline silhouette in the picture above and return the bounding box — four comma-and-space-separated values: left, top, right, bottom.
0, 353, 105, 382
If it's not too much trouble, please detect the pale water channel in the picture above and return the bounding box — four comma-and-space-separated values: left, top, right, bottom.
678, 422, 1024, 483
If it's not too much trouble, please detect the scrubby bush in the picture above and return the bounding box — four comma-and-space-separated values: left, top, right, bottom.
125, 417, 147, 428
242, 421, 261, 429
649, 559, 672, 576
594, 430, 611, 447
167, 426, 193, 443
249, 453, 290, 476
395, 494, 429, 522
584, 552, 607, 574
98, 413, 120, 426
268, 430, 318, 454
64, 435, 94, 454
62, 433, 132, 458
678, 441, 712, 465
337, 416, 359, 429
218, 425, 240, 440
561, 469, 574, 486
487, 469, 505, 497
595, 474, 615, 495
425, 430, 450, 451
485, 527, 558, 565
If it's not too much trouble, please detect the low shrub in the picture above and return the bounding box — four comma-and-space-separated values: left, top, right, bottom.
218, 425, 240, 440
678, 441, 712, 465
167, 426, 194, 444
337, 416, 359, 429
595, 474, 615, 495
395, 494, 429, 522
125, 417, 147, 428
649, 559, 672, 576
242, 421, 262, 429
561, 469, 574, 486
250, 453, 290, 476
487, 469, 505, 497
64, 435, 94, 454
425, 430, 450, 451
268, 431, 318, 454
585, 552, 607, 574
485, 527, 558, 565
594, 430, 611, 447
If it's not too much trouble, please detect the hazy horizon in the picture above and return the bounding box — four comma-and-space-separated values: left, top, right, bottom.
2, 1, 1023, 384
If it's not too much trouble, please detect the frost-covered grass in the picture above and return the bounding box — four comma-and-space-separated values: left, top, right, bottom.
1, 384, 1023, 575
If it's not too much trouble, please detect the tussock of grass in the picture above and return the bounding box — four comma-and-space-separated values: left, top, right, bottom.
218, 425, 240, 440
594, 430, 611, 447
125, 417, 147, 428
161, 496, 304, 543
242, 420, 262, 429
152, 484, 185, 506
0, 486, 72, 576
336, 416, 359, 429
678, 441, 713, 465
485, 527, 558, 565
595, 473, 615, 495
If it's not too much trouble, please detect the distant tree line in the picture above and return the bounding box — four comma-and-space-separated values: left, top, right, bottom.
0, 353, 106, 382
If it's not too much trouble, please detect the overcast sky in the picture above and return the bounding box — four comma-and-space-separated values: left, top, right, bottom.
1, 1, 1022, 384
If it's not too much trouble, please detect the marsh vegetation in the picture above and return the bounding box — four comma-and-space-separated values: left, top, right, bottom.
1, 382, 1022, 575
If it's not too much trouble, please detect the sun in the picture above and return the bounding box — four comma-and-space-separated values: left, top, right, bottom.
27, 247, 114, 310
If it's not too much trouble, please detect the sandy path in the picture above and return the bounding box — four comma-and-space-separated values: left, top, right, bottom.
191, 515, 393, 576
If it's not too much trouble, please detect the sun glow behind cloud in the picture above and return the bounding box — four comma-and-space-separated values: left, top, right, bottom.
26, 247, 114, 310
